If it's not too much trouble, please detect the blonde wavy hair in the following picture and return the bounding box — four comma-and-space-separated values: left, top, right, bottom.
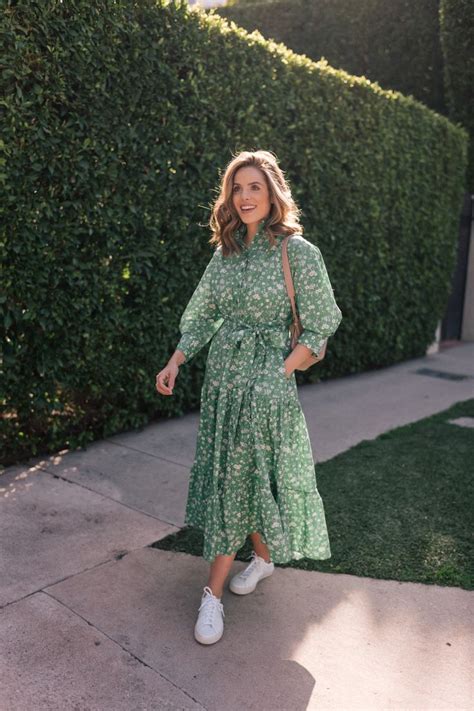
209, 150, 303, 257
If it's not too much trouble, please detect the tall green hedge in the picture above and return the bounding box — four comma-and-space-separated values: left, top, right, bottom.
1, 0, 467, 465
219, 0, 474, 192
440, 0, 474, 191
217, 0, 446, 114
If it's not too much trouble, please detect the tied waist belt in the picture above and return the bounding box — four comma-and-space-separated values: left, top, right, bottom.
224, 318, 288, 350
218, 318, 289, 388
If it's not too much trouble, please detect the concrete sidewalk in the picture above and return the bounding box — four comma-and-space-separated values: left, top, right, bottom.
1, 343, 473, 710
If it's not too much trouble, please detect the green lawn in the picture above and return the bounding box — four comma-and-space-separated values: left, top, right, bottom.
152, 399, 474, 589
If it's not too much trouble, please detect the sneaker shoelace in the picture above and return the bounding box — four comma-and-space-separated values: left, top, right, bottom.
199, 586, 225, 626
239, 550, 268, 580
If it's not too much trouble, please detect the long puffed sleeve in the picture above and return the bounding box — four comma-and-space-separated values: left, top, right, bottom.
288, 236, 342, 356
176, 248, 224, 363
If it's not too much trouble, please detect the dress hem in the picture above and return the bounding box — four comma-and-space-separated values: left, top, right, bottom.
182, 521, 332, 565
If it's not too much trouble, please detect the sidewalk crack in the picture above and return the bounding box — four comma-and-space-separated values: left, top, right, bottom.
42, 591, 208, 710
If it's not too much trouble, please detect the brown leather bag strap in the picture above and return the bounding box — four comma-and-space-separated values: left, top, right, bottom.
281, 235, 298, 322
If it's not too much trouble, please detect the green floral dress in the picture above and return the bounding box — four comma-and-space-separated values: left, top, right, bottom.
176, 218, 342, 563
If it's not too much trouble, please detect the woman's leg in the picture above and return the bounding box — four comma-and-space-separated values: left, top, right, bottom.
207, 552, 238, 598
206, 533, 271, 597
249, 531, 271, 562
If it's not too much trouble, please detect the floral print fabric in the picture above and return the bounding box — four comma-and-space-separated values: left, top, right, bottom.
176, 219, 342, 563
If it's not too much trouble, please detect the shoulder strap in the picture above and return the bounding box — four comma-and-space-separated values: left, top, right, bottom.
281, 235, 298, 323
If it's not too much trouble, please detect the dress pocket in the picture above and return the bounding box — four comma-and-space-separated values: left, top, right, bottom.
280, 349, 292, 381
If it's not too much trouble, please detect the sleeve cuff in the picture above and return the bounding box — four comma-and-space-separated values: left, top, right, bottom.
296, 330, 327, 356
175, 334, 195, 363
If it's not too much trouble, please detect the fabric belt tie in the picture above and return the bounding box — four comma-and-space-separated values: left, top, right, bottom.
222, 318, 288, 390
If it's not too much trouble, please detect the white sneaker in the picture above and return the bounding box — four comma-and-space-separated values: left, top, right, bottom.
194, 586, 225, 645
229, 551, 275, 595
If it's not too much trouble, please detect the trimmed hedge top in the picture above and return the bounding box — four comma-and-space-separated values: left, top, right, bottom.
217, 0, 446, 114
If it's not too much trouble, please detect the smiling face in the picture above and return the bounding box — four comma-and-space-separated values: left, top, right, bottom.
232, 166, 272, 230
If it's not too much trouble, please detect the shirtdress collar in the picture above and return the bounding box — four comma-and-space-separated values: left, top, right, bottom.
235, 218, 276, 253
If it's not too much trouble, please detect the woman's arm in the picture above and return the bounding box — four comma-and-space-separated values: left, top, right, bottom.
284, 343, 314, 376
167, 348, 186, 367
285, 237, 342, 375
175, 249, 224, 363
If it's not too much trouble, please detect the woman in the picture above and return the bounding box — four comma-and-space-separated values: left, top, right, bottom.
156, 150, 342, 645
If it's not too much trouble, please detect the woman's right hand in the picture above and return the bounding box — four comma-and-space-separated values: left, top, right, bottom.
156, 361, 179, 396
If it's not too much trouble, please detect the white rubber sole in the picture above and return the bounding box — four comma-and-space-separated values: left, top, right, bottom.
229, 566, 274, 595
194, 626, 224, 645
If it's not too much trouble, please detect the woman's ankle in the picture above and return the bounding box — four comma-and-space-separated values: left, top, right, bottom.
249, 532, 271, 563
